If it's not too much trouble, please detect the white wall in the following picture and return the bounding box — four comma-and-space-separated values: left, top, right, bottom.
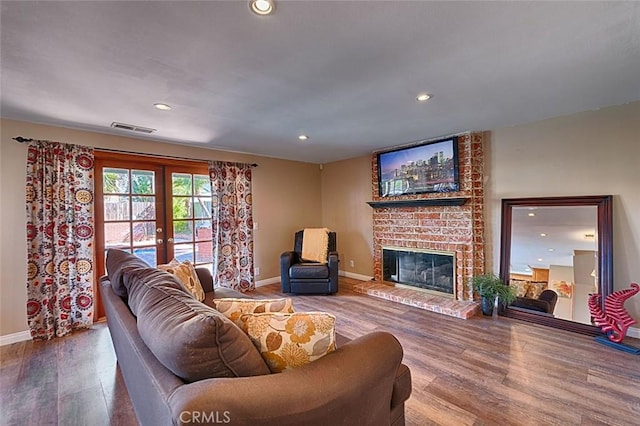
549, 265, 574, 321
486, 101, 640, 336
573, 251, 597, 324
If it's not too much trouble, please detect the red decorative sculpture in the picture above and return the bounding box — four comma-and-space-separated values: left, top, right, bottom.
588, 283, 639, 343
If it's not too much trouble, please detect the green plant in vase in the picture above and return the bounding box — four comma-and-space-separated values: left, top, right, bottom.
470, 273, 517, 316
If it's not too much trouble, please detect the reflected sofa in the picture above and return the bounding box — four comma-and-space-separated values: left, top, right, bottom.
511, 289, 558, 314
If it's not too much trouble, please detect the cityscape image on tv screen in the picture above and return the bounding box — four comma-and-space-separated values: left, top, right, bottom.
378, 138, 459, 196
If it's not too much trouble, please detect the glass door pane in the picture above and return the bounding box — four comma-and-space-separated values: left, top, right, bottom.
101, 166, 163, 267
167, 169, 213, 271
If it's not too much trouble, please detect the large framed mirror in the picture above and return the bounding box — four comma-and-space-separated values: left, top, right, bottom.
499, 195, 613, 335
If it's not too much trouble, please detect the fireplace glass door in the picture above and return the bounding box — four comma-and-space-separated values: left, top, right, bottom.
383, 248, 455, 297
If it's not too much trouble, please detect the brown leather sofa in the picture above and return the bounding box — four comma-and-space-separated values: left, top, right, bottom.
100, 249, 411, 425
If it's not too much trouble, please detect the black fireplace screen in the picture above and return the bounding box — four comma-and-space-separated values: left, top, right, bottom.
382, 248, 454, 295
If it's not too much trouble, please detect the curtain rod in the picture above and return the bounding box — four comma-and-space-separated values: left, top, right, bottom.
12, 136, 258, 167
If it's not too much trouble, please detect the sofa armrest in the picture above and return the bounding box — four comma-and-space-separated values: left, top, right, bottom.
279, 251, 296, 292
168, 331, 408, 426
195, 267, 214, 294
392, 363, 412, 408
328, 251, 339, 293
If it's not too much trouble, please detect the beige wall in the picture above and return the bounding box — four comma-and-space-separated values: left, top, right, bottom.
0, 118, 321, 336
320, 156, 373, 278
322, 101, 640, 334
486, 101, 640, 326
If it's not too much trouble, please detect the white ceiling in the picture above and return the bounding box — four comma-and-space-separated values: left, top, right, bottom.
510, 206, 598, 276
1, 1, 639, 164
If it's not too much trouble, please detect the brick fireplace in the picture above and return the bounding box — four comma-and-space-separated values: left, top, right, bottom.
354, 132, 485, 319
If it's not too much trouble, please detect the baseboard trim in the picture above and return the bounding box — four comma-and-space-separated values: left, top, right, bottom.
0, 330, 31, 346
256, 272, 373, 287
339, 270, 374, 282
627, 327, 640, 339
255, 276, 280, 287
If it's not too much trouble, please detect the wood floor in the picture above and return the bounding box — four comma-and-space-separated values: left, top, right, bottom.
1, 277, 639, 425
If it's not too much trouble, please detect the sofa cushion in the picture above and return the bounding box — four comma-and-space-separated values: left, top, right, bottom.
123, 267, 270, 382
106, 248, 151, 298
289, 263, 329, 279
513, 296, 552, 314
212, 298, 294, 328
123, 267, 190, 316
239, 312, 336, 373
211, 287, 249, 299
200, 287, 249, 310
157, 258, 205, 301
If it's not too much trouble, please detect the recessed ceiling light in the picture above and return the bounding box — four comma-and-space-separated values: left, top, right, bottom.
154, 103, 171, 111
298, 135, 309, 141
528, 212, 536, 217
540, 233, 547, 237
249, 0, 275, 15
548, 248, 555, 252
416, 93, 432, 102
537, 258, 543, 262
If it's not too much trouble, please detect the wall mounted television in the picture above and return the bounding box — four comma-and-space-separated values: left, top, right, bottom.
377, 136, 459, 197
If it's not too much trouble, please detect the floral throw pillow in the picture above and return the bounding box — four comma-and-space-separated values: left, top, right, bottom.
527, 281, 549, 299
239, 312, 337, 373
510, 279, 530, 298
212, 298, 294, 328
157, 259, 206, 301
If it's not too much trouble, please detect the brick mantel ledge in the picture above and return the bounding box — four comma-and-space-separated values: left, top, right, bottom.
367, 197, 469, 208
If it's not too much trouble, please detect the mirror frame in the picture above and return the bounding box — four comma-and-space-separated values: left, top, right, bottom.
499, 195, 613, 335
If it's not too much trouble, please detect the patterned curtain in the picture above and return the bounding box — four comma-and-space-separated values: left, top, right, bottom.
209, 161, 254, 292
25, 141, 95, 340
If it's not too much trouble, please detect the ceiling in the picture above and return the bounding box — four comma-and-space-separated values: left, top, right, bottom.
510, 206, 598, 276
1, 1, 639, 164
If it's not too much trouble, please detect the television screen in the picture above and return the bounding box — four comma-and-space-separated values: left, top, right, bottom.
377, 137, 459, 197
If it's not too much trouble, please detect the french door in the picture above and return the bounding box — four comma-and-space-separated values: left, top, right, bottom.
94, 152, 213, 317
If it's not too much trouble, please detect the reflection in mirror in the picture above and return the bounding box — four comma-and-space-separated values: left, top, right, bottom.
509, 206, 598, 325
500, 196, 613, 335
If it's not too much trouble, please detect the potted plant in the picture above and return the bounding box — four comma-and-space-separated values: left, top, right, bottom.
470, 273, 517, 316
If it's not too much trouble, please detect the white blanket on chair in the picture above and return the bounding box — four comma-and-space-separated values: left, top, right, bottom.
301, 228, 330, 263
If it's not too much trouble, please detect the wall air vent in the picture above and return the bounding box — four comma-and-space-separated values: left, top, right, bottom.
110, 122, 156, 134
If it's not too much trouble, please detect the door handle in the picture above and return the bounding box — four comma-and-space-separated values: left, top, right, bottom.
167, 238, 174, 243
156, 239, 163, 244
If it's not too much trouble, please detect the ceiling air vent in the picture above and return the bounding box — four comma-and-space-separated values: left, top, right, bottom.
110, 122, 156, 134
